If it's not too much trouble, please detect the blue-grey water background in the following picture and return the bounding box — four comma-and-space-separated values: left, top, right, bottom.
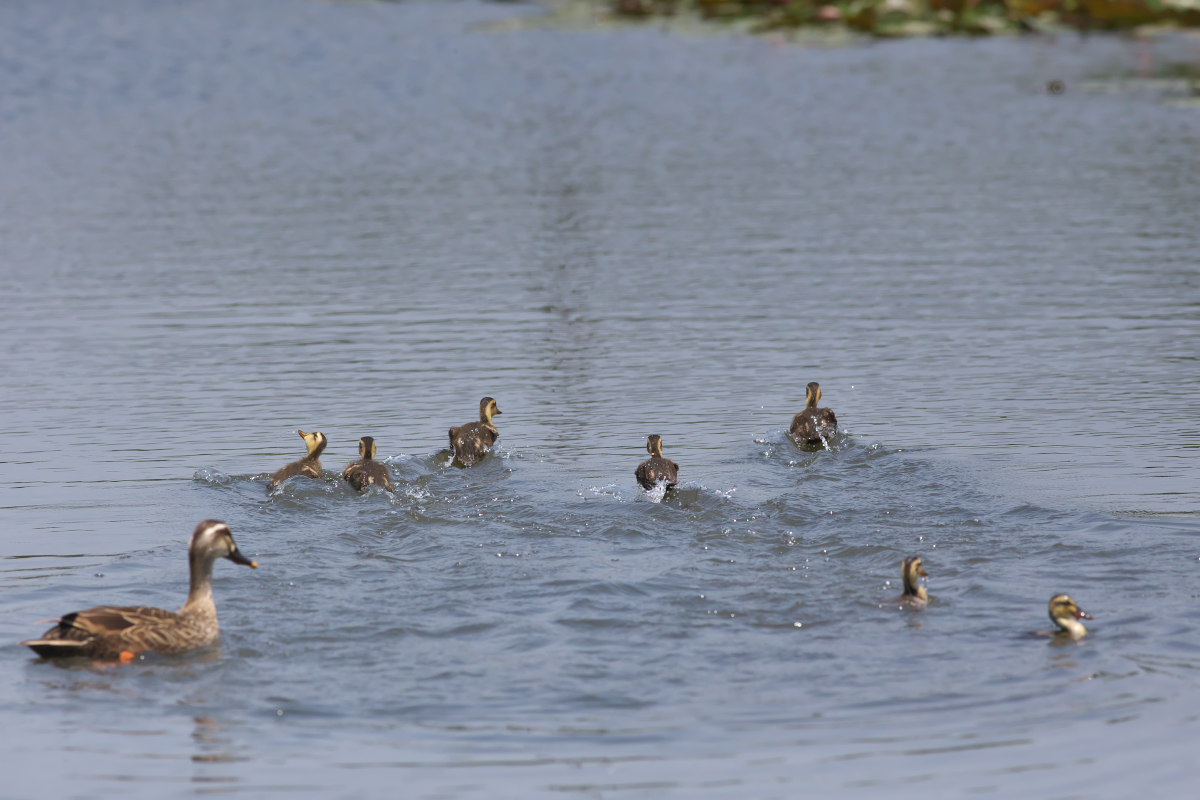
2, 0, 1199, 797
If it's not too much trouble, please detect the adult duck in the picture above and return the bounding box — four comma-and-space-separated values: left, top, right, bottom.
21, 520, 258, 661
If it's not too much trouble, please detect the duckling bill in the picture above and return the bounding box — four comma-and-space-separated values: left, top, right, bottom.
448, 397, 501, 466
270, 429, 327, 487
343, 436, 395, 492
635, 434, 679, 491
21, 520, 257, 661
790, 381, 838, 446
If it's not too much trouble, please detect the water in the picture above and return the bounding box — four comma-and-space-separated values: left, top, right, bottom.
1, 0, 1198, 796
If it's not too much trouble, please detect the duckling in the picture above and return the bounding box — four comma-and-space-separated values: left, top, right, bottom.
448, 397, 502, 466
635, 434, 679, 491
1042, 594, 1093, 640
899, 555, 929, 607
21, 520, 258, 661
270, 429, 327, 486
790, 381, 838, 445
342, 436, 395, 492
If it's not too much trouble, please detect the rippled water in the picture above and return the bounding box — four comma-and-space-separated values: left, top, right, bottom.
2, 0, 1198, 796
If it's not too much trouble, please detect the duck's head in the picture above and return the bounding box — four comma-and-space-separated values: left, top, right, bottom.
358, 436, 377, 460
645, 434, 665, 457
1048, 594, 1092, 638
189, 520, 257, 569
901, 555, 928, 601
805, 382, 822, 409
297, 429, 328, 457
480, 397, 502, 423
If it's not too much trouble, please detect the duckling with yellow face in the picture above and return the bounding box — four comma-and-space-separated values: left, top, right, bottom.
270, 429, 327, 487
1044, 594, 1093, 639
342, 436, 395, 492
448, 397, 502, 466
635, 434, 679, 491
899, 555, 929, 607
790, 381, 838, 446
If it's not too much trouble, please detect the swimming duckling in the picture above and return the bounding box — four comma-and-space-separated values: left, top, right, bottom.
1042, 594, 1093, 640
342, 436, 395, 492
899, 555, 929, 607
448, 397, 502, 466
635, 434, 679, 491
790, 381, 838, 446
270, 429, 327, 486
21, 520, 258, 661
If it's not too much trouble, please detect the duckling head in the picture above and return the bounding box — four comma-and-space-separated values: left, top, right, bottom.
646, 434, 665, 457
901, 555, 928, 601
1048, 594, 1092, 638
297, 429, 328, 457
480, 397, 502, 423
190, 520, 258, 569
358, 436, 377, 460
805, 382, 822, 409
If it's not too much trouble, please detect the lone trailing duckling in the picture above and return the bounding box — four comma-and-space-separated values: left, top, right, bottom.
635, 434, 679, 491
1040, 594, 1093, 640
790, 381, 838, 446
270, 429, 327, 487
898, 555, 929, 607
342, 436, 395, 492
448, 397, 502, 466
21, 520, 258, 661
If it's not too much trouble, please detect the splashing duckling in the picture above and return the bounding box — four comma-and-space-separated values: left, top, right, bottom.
342, 436, 395, 492
21, 520, 258, 661
1044, 594, 1093, 640
270, 429, 327, 487
635, 434, 679, 491
899, 555, 929, 607
449, 397, 502, 466
790, 381, 838, 446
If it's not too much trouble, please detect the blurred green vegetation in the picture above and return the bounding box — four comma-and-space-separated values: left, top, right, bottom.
608, 0, 1200, 36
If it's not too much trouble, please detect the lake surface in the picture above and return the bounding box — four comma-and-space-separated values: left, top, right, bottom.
1, 0, 1198, 797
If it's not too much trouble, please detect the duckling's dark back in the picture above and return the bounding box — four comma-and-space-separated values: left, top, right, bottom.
635, 435, 679, 490
342, 439, 395, 492
449, 423, 498, 466
636, 455, 679, 490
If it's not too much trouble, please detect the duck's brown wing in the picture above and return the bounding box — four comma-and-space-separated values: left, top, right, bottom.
635, 459, 654, 489
23, 605, 176, 659
342, 460, 367, 491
